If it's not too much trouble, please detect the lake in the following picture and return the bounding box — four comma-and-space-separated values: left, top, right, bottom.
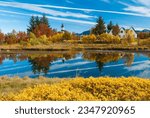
0, 51, 149, 78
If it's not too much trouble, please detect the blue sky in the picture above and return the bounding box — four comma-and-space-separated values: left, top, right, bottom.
0, 0, 150, 33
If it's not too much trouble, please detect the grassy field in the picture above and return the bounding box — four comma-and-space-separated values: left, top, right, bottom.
0, 76, 150, 101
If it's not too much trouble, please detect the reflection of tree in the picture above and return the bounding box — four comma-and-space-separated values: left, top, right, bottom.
83, 52, 122, 72
123, 53, 134, 66
28, 56, 55, 74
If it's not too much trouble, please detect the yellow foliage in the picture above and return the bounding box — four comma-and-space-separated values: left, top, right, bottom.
1, 77, 150, 101
125, 30, 135, 44
82, 34, 96, 43
97, 33, 120, 43
50, 33, 63, 42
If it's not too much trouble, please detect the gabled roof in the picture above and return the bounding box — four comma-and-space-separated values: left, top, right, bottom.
129, 27, 136, 32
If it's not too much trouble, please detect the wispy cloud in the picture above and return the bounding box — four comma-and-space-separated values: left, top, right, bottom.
0, 9, 96, 25
66, 0, 74, 4
119, 1, 150, 17
131, 0, 150, 6
0, 1, 93, 19
37, 3, 150, 18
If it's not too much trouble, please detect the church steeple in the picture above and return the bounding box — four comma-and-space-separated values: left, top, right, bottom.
61, 24, 64, 32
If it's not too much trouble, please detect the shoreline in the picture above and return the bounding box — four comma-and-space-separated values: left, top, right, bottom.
0, 44, 149, 53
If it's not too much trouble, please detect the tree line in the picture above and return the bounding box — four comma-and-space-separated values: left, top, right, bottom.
0, 15, 149, 45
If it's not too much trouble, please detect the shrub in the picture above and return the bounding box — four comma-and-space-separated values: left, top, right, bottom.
125, 30, 135, 44
97, 33, 120, 43
82, 34, 96, 43
50, 33, 63, 42
1, 77, 150, 101
62, 31, 72, 41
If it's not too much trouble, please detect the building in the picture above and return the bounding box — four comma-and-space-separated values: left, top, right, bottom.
109, 27, 137, 39
61, 24, 65, 33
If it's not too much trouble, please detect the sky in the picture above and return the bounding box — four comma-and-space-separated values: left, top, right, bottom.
0, 0, 150, 33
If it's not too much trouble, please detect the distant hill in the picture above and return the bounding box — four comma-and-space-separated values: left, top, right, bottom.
76, 30, 90, 36
136, 29, 150, 33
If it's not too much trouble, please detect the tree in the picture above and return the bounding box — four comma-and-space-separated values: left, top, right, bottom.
91, 17, 106, 35
126, 30, 135, 44
33, 23, 54, 37
107, 21, 113, 32
112, 24, 120, 36
27, 16, 36, 34
16, 31, 28, 42
0, 31, 5, 44
40, 14, 50, 27
35, 16, 40, 26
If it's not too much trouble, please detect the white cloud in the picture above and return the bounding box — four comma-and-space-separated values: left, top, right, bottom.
0, 9, 96, 25
37, 3, 150, 18
0, 1, 93, 19
119, 1, 150, 17
131, 0, 150, 6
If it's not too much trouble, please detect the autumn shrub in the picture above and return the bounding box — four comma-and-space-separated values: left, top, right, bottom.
125, 30, 135, 44
38, 35, 49, 44
1, 77, 150, 101
82, 34, 96, 43
97, 33, 120, 44
50, 33, 63, 42
62, 31, 72, 41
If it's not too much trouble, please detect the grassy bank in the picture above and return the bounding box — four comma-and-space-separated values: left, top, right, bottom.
0, 76, 150, 101
0, 43, 149, 52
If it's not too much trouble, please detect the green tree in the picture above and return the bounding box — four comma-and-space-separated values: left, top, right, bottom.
35, 16, 40, 26
40, 14, 50, 27
107, 21, 113, 32
27, 16, 36, 34
91, 17, 106, 35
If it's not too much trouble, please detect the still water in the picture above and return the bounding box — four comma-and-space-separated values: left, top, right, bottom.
0, 51, 149, 78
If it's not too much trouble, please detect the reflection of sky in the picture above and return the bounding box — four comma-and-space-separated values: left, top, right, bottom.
124, 61, 150, 78
0, 53, 149, 78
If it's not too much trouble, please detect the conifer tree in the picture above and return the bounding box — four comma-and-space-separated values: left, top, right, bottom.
107, 21, 113, 32
91, 17, 106, 35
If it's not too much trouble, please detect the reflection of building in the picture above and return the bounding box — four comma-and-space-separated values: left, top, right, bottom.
109, 27, 137, 39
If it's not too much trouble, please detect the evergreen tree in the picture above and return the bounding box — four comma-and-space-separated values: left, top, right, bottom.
27, 16, 36, 34
107, 21, 113, 32
40, 14, 50, 27
35, 16, 40, 26
91, 17, 106, 35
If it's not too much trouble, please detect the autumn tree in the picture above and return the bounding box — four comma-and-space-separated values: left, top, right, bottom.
126, 30, 135, 44
33, 23, 54, 37
27, 15, 54, 37
112, 24, 120, 36
0, 31, 5, 44
91, 17, 106, 35
16, 31, 28, 42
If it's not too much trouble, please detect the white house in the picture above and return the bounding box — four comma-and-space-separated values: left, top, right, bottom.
108, 27, 137, 39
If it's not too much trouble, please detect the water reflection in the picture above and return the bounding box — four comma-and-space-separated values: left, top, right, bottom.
0, 51, 149, 78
